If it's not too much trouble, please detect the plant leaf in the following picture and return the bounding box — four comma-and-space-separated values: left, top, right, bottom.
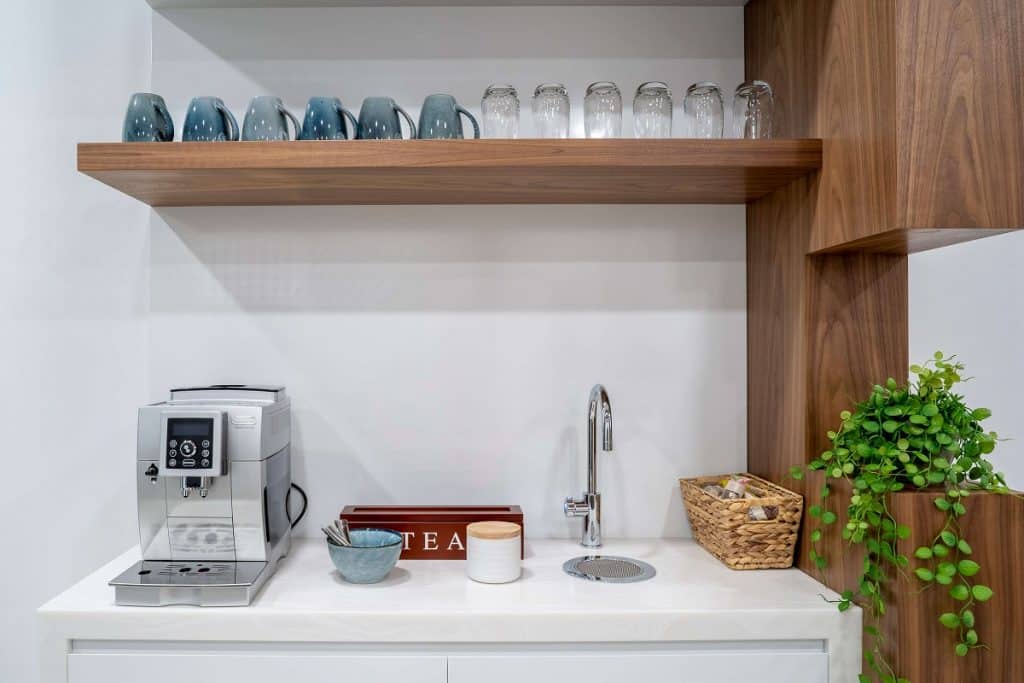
958, 560, 980, 577
972, 585, 994, 602
914, 546, 933, 559
915, 568, 935, 582
950, 585, 969, 601
939, 612, 960, 629
940, 530, 957, 547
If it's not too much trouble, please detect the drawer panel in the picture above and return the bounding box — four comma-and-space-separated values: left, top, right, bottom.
68, 653, 446, 683
448, 651, 828, 683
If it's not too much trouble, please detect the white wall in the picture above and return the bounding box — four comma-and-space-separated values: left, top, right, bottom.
0, 1, 151, 681
148, 6, 748, 540
910, 232, 1024, 489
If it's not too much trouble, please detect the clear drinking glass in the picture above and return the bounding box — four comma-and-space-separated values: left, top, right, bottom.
532, 83, 570, 139
633, 81, 673, 138
481, 84, 520, 139
732, 80, 774, 139
683, 81, 724, 139
584, 81, 622, 138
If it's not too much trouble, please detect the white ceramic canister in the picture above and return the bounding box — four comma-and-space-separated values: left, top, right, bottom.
466, 521, 522, 584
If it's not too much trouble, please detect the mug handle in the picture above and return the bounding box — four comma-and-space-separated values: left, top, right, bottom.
217, 102, 239, 141
456, 104, 480, 139
393, 104, 417, 140
277, 104, 301, 141
337, 105, 359, 140
154, 99, 174, 141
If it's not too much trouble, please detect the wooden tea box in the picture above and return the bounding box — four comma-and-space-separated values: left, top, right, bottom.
340, 505, 524, 560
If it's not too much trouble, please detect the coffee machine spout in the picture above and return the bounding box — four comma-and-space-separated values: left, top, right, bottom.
181, 476, 210, 498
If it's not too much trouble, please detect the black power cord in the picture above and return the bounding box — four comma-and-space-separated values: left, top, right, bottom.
286, 483, 308, 529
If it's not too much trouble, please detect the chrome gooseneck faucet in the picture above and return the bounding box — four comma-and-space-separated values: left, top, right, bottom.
564, 384, 613, 547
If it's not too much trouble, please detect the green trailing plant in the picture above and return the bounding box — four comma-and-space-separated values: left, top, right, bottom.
790, 352, 1011, 683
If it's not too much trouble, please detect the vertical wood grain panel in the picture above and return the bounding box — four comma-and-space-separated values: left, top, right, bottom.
804, 253, 908, 450
747, 4, 1021, 678
746, 177, 813, 486
890, 491, 1024, 682
745, 0, 897, 252
897, 0, 1024, 230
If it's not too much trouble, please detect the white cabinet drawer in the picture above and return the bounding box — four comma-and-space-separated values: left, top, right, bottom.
448, 651, 828, 683
68, 653, 446, 683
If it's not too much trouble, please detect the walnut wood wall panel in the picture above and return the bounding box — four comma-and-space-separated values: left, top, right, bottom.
897, 0, 1024, 231
744, 0, 898, 252
746, 0, 1022, 680
746, 0, 1023, 254
890, 491, 1024, 682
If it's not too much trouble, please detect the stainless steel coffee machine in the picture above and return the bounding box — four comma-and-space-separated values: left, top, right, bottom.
110, 385, 303, 606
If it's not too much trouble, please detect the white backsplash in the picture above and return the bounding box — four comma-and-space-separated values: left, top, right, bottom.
149, 5, 747, 538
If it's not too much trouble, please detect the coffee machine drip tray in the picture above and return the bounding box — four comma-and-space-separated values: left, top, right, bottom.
110, 560, 269, 607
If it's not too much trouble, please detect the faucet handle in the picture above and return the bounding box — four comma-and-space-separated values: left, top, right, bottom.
564, 495, 590, 518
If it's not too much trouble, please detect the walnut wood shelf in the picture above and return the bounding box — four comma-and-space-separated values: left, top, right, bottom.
77, 139, 822, 207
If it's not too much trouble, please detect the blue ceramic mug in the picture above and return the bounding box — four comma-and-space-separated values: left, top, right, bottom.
182, 96, 239, 142
417, 94, 480, 140
122, 93, 174, 142
299, 97, 359, 141
242, 96, 301, 141
356, 97, 417, 140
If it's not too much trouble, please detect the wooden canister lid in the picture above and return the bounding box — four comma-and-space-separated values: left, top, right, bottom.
467, 521, 521, 540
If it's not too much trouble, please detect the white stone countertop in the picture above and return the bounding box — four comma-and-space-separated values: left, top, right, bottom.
40, 538, 859, 662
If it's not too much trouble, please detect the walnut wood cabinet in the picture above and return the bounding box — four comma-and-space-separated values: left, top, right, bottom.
745, 1, 1023, 681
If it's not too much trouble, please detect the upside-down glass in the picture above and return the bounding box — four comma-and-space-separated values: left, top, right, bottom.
481, 85, 520, 139
683, 81, 724, 139
532, 83, 570, 139
584, 81, 622, 138
732, 80, 774, 139
633, 81, 673, 138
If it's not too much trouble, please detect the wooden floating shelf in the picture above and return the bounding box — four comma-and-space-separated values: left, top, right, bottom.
77, 139, 822, 206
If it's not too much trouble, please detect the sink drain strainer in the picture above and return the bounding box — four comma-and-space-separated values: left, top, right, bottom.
563, 555, 656, 583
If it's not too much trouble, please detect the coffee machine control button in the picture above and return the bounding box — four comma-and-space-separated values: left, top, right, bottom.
201, 449, 210, 457
169, 440, 178, 448
182, 459, 196, 467
201, 459, 210, 467
169, 459, 177, 467
179, 440, 197, 457
202, 440, 210, 448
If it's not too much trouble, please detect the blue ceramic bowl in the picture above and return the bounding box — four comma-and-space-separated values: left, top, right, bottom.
327, 528, 403, 584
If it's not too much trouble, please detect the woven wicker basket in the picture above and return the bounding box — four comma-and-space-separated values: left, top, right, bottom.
679, 473, 803, 570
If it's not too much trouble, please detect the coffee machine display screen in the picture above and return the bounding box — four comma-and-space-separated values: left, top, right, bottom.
166, 418, 215, 470
170, 420, 211, 438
